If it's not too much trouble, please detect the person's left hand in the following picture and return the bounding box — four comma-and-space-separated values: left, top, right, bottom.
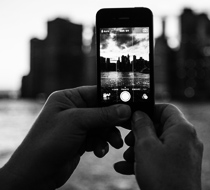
114, 104, 203, 190
0, 86, 131, 190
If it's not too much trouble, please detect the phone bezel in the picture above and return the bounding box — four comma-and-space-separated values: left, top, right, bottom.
96, 7, 154, 118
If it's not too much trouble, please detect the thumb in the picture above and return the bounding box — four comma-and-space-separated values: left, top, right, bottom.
132, 111, 160, 152
70, 104, 131, 131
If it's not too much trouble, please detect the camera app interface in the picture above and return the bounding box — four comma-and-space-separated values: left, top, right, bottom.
100, 27, 150, 103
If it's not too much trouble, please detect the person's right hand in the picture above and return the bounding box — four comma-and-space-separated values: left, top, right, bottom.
114, 104, 203, 190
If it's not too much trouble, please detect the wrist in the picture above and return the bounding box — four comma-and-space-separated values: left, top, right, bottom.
0, 166, 30, 190
0, 164, 55, 190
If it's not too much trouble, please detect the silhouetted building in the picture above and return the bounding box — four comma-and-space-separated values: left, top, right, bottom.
84, 27, 97, 85
155, 18, 177, 99
22, 9, 210, 100
155, 8, 210, 100
100, 54, 149, 73
21, 18, 86, 98
176, 8, 210, 99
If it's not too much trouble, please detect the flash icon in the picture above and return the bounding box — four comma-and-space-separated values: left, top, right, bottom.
142, 93, 148, 99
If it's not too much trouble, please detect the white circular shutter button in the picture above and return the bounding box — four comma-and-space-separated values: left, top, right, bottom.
120, 91, 131, 102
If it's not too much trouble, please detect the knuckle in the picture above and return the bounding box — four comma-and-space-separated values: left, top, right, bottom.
163, 103, 179, 114
184, 123, 198, 139
177, 121, 196, 138
48, 90, 60, 99
180, 123, 203, 151
197, 139, 204, 153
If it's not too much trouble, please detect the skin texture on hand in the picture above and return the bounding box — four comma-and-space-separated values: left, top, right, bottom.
114, 104, 203, 190
0, 86, 131, 190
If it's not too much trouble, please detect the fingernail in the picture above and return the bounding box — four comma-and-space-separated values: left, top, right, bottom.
114, 104, 131, 119
133, 111, 144, 123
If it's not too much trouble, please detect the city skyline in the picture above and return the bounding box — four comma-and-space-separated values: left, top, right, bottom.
1, 1, 210, 91
100, 54, 150, 73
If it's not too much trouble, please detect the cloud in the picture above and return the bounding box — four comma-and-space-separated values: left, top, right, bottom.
113, 33, 148, 49
113, 33, 132, 49
100, 29, 149, 51
100, 33, 110, 49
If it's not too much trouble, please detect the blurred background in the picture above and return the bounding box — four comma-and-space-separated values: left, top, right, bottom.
1, 0, 210, 189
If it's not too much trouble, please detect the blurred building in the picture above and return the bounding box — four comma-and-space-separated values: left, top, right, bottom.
21, 18, 90, 98
22, 8, 210, 100
175, 8, 210, 100
154, 19, 177, 100
155, 8, 210, 100
83, 27, 97, 86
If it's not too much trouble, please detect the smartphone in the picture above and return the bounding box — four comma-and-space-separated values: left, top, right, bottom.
96, 7, 154, 118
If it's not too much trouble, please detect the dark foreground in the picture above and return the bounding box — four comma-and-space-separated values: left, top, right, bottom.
59, 102, 210, 190
0, 100, 209, 190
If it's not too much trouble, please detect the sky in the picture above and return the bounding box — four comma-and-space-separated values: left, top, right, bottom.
1, 0, 210, 91
100, 28, 149, 62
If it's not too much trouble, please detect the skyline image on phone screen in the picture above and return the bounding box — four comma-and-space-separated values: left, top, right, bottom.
100, 27, 150, 103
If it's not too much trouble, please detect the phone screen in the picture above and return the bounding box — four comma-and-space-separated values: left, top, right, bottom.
99, 27, 151, 104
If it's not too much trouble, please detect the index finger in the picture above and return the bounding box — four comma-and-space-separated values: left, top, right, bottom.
62, 85, 97, 108
132, 111, 160, 146
76, 85, 97, 107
